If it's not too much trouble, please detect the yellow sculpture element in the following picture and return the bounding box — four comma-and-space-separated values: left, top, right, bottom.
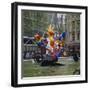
47, 24, 54, 36
47, 25, 55, 48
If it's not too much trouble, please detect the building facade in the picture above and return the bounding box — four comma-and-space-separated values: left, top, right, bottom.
65, 13, 80, 44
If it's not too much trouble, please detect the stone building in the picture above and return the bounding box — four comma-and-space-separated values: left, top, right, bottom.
65, 13, 80, 44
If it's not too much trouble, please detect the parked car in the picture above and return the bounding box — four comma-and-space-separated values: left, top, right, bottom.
23, 36, 35, 44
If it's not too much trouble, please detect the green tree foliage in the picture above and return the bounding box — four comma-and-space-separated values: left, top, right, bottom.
22, 10, 49, 37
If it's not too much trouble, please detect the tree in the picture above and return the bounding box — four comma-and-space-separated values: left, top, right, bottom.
22, 10, 49, 37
